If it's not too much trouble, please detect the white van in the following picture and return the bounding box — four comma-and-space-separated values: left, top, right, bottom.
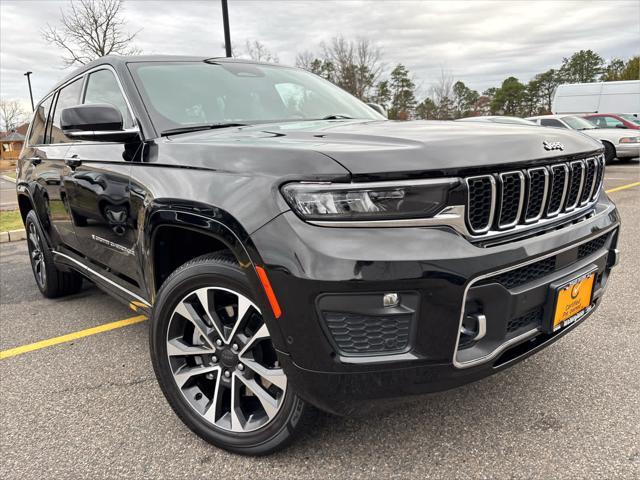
552, 80, 640, 115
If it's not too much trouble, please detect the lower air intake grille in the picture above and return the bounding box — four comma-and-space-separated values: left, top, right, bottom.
488, 257, 556, 289
577, 234, 609, 259
323, 312, 412, 354
507, 308, 543, 333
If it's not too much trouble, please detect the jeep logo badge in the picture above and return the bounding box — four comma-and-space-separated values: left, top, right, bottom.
543, 141, 565, 151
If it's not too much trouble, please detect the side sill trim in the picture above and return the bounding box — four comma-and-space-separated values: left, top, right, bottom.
53, 251, 151, 307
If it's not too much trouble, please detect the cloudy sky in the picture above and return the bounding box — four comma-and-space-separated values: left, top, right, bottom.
1, 0, 638, 110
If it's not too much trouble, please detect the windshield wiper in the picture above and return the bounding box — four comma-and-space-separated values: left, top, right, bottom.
161, 123, 247, 136
321, 114, 354, 120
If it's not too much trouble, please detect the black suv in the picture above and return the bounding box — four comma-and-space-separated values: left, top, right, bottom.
17, 56, 620, 455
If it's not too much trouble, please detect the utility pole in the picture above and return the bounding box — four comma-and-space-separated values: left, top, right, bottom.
221, 0, 232, 57
24, 71, 34, 112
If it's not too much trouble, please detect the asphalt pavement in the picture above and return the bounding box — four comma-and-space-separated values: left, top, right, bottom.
0, 164, 638, 479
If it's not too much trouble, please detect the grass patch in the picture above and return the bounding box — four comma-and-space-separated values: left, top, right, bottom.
0, 209, 23, 232
1, 170, 17, 180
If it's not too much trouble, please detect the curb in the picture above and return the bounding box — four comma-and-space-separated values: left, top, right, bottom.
0, 228, 26, 243
0, 174, 16, 183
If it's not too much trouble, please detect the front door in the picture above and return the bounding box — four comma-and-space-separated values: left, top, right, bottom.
63, 68, 142, 287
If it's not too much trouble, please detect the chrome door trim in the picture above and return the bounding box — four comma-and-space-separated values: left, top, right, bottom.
53, 250, 151, 306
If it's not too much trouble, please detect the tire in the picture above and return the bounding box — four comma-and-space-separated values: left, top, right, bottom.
25, 210, 83, 298
603, 141, 616, 164
150, 253, 309, 455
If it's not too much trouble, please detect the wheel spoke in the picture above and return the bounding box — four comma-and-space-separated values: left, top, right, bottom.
235, 373, 279, 419
202, 370, 223, 424
29, 233, 39, 248
167, 338, 215, 357
173, 301, 217, 350
241, 359, 287, 391
173, 364, 219, 389
230, 373, 247, 432
195, 288, 226, 341
227, 294, 253, 342
238, 323, 270, 357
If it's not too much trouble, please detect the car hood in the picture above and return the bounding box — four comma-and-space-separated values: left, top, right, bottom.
579, 128, 637, 142
167, 119, 603, 176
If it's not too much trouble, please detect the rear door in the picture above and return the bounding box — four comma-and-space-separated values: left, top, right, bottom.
26, 79, 85, 251
63, 67, 142, 287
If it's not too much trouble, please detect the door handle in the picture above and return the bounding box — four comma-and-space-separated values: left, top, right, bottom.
64, 156, 82, 169
28, 157, 42, 165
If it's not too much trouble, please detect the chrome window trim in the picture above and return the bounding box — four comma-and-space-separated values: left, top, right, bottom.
564, 160, 585, 212
465, 175, 496, 234
452, 223, 618, 369
39, 64, 138, 147
546, 163, 569, 218
523, 167, 549, 223
496, 171, 525, 229
67, 127, 141, 138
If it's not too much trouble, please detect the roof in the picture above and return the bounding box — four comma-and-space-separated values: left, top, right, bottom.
0, 131, 25, 142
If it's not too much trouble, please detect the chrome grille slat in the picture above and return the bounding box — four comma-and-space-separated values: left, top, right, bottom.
465, 156, 602, 237
465, 175, 496, 234
546, 164, 569, 218
497, 171, 525, 229
524, 167, 549, 223
564, 160, 585, 212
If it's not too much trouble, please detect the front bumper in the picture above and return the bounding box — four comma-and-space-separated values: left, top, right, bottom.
615, 142, 640, 158
250, 197, 620, 415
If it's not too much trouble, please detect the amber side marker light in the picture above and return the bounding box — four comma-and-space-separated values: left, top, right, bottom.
255, 266, 282, 319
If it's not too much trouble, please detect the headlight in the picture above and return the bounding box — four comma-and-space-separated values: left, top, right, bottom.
619, 137, 640, 143
281, 179, 458, 222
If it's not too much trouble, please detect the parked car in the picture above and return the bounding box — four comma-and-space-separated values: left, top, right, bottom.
456, 116, 538, 126
552, 80, 640, 114
18, 56, 620, 455
528, 114, 640, 162
583, 113, 640, 130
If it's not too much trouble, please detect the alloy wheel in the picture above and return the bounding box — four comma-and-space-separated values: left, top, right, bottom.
27, 221, 46, 288
166, 286, 287, 433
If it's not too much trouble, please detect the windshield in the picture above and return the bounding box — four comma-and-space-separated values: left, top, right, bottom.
491, 117, 537, 125
562, 116, 596, 130
619, 114, 640, 126
128, 61, 382, 133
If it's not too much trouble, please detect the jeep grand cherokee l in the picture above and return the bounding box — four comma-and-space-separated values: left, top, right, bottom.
17, 56, 620, 455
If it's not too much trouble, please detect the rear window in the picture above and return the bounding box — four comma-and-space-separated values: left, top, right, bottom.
28, 96, 53, 146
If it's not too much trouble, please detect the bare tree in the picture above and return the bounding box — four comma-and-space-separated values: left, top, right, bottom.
0, 99, 28, 132
321, 36, 383, 100
430, 68, 455, 119
297, 36, 383, 100
42, 0, 141, 67
244, 40, 279, 63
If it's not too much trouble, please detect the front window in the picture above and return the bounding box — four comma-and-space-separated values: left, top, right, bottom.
128, 61, 382, 134
561, 116, 596, 131
619, 114, 640, 126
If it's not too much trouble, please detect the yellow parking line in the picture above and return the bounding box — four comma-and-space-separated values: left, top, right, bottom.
0, 315, 148, 360
606, 181, 640, 194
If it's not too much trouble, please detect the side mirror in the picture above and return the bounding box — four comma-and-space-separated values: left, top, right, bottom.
61, 104, 139, 141
367, 103, 387, 118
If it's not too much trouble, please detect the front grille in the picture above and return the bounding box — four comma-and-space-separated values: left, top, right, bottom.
488, 257, 556, 289
480, 232, 611, 290
465, 155, 604, 236
507, 308, 543, 333
578, 234, 608, 259
323, 312, 412, 354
